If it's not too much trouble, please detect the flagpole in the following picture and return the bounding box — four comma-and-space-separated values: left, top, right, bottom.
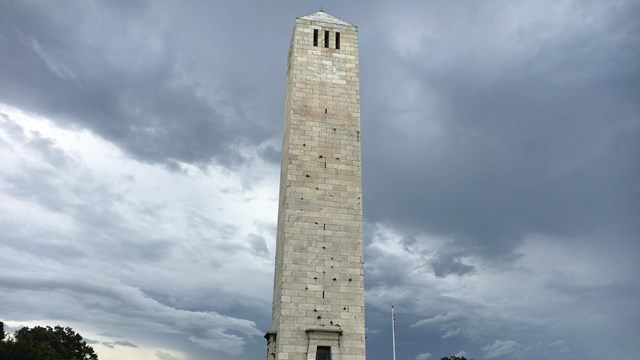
391, 304, 397, 360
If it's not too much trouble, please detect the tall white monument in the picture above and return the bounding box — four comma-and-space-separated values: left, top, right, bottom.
265, 11, 365, 360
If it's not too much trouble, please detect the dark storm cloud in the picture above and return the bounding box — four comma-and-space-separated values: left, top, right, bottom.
360, 0, 640, 258
0, 1, 291, 167
399, 235, 475, 277
1, 0, 636, 255
430, 256, 474, 278
1, 1, 639, 359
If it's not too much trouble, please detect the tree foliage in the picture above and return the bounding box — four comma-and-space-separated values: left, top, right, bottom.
441, 356, 470, 360
0, 321, 98, 360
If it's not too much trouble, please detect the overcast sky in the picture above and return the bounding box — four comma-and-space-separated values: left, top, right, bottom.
1, 1, 639, 359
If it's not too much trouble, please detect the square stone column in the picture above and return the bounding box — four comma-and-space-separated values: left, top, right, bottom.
267, 11, 365, 360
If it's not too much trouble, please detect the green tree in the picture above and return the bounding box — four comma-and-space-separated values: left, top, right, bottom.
0, 321, 6, 355
441, 356, 471, 360
0, 321, 98, 360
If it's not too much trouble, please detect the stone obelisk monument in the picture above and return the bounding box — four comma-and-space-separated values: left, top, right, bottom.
265, 11, 365, 360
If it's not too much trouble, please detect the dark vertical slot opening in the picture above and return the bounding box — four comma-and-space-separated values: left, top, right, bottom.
324, 31, 329, 48
313, 29, 318, 46
316, 346, 332, 360
325, 108, 327, 114
335, 32, 340, 49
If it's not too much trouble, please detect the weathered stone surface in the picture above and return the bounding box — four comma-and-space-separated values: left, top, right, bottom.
267, 11, 365, 360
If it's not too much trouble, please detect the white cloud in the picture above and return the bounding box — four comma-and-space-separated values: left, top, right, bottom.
549, 339, 565, 347
442, 328, 461, 338
155, 350, 182, 360
0, 104, 277, 357
415, 352, 432, 360
412, 313, 466, 328
364, 218, 640, 360
482, 340, 517, 359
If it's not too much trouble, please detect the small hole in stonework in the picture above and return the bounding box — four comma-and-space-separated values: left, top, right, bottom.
319, 155, 323, 159
315, 222, 318, 224
343, 307, 347, 310
316, 187, 319, 190
349, 278, 352, 282
306, 174, 310, 177
317, 316, 322, 319
314, 277, 318, 280
331, 257, 333, 260
336, 157, 340, 160
325, 108, 327, 114
314, 309, 317, 312
331, 265, 334, 268
322, 246, 326, 249
305, 286, 308, 290
333, 128, 336, 131
323, 271, 325, 274
301, 197, 304, 200
332, 278, 337, 281
303, 143, 306, 146
330, 321, 334, 325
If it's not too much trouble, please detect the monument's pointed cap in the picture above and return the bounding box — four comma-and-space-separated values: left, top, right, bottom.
299, 11, 353, 26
